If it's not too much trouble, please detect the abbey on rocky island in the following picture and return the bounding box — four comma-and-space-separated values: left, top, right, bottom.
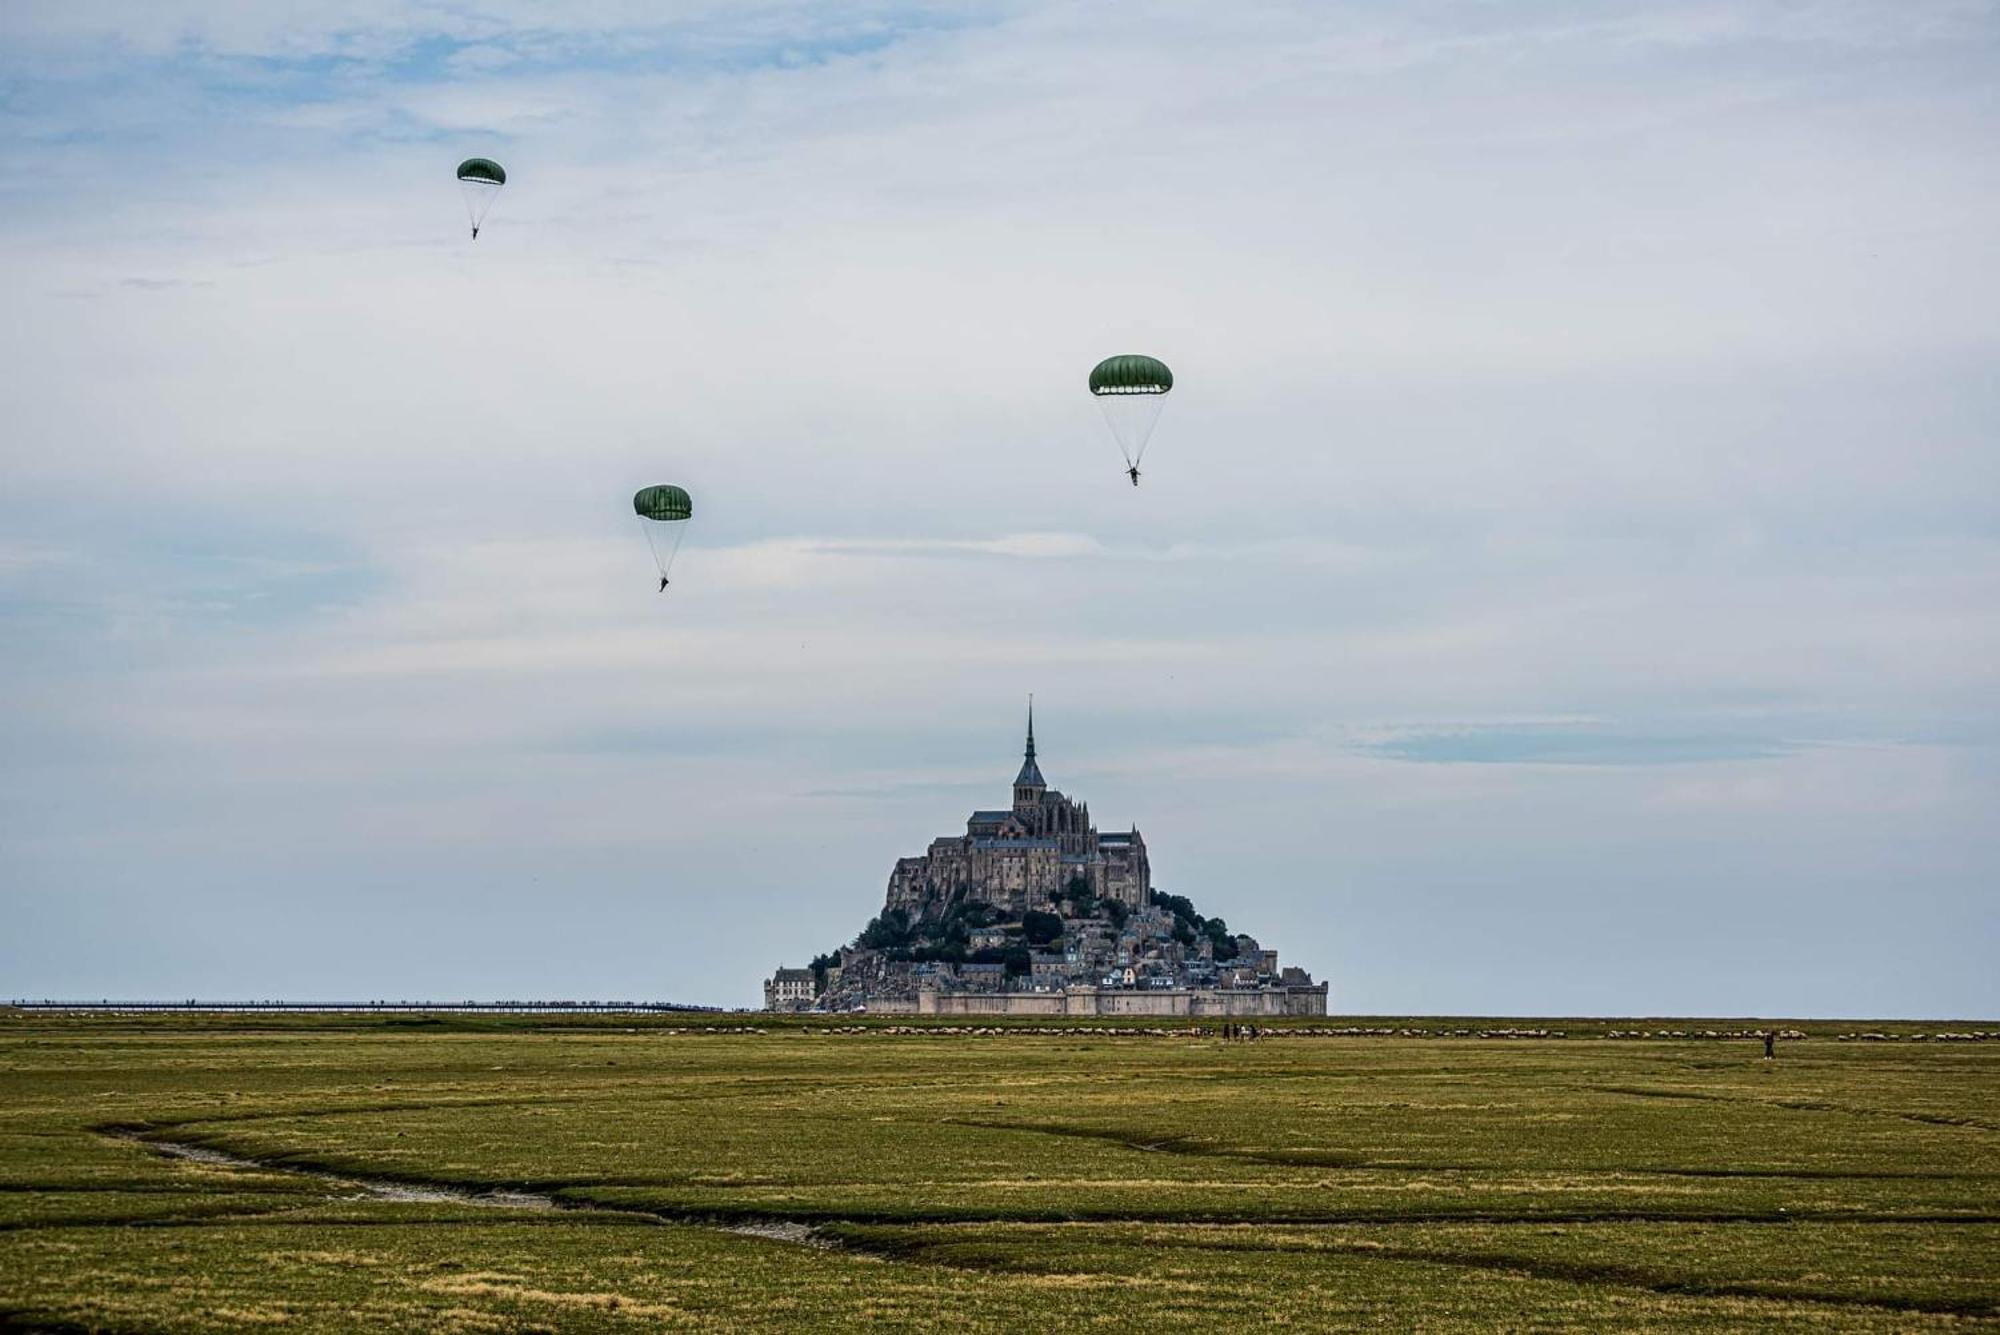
765, 708, 1328, 1018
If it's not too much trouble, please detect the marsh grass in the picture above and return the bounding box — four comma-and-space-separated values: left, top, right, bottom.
1, 1012, 1994, 1330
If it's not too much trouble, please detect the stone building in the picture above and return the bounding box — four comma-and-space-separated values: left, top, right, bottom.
763, 967, 816, 1011
885, 705, 1151, 919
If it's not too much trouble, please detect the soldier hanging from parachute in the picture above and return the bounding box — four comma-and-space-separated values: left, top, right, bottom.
633, 485, 693, 591
455, 158, 506, 240
1089, 354, 1173, 485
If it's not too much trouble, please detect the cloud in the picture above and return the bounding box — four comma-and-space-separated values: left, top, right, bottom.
1354, 723, 1798, 766
807, 532, 1105, 559
1, 1, 1996, 1013
0, 540, 74, 578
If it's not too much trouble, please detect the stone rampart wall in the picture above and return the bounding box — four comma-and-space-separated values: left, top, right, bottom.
917, 984, 1327, 1018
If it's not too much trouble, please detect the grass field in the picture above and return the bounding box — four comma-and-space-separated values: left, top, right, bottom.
2, 1012, 1995, 1331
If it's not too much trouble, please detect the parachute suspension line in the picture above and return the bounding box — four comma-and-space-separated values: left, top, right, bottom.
1131, 395, 1165, 468
1095, 392, 1166, 472
639, 517, 664, 575
664, 522, 687, 577
638, 517, 688, 581
460, 180, 502, 239
1107, 407, 1135, 472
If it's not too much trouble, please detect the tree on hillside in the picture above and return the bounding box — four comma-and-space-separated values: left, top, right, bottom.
1055, 875, 1098, 917
1022, 910, 1064, 946
856, 908, 912, 952
1147, 889, 1248, 961
809, 952, 838, 989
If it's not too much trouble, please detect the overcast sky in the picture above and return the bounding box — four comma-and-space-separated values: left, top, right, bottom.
2, 1, 1995, 1015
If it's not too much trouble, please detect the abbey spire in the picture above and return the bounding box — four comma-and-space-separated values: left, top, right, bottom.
1013, 696, 1046, 810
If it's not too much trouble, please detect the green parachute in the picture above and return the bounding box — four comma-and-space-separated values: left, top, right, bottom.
633, 485, 693, 590
1089, 355, 1173, 485
455, 158, 506, 240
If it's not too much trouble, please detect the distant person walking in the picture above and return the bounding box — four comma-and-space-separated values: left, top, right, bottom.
1763, 1031, 1776, 1059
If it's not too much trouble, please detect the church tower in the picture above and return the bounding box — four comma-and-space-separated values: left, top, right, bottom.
1012, 698, 1046, 815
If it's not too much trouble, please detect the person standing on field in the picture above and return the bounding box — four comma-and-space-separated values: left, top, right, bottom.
1763, 1031, 1776, 1059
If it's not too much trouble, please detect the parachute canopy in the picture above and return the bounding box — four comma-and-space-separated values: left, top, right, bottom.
455, 158, 506, 238
1089, 354, 1173, 396
456, 158, 507, 185
633, 485, 693, 522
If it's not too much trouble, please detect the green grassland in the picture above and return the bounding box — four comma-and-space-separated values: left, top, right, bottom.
2, 1012, 1995, 1331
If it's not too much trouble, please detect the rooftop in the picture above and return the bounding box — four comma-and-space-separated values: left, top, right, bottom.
1014, 701, 1046, 789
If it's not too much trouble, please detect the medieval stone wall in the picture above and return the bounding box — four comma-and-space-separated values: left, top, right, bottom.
919, 984, 1328, 1018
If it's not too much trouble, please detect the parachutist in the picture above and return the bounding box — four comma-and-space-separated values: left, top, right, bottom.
1091, 355, 1172, 489
456, 158, 505, 241
634, 485, 692, 591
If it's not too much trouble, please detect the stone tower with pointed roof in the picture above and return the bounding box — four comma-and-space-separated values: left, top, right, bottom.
884, 706, 1151, 919
1013, 699, 1046, 815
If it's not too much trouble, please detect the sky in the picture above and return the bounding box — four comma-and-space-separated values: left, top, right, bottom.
1, 1, 1996, 1016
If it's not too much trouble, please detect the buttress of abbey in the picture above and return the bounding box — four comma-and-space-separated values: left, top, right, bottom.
885, 706, 1151, 918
